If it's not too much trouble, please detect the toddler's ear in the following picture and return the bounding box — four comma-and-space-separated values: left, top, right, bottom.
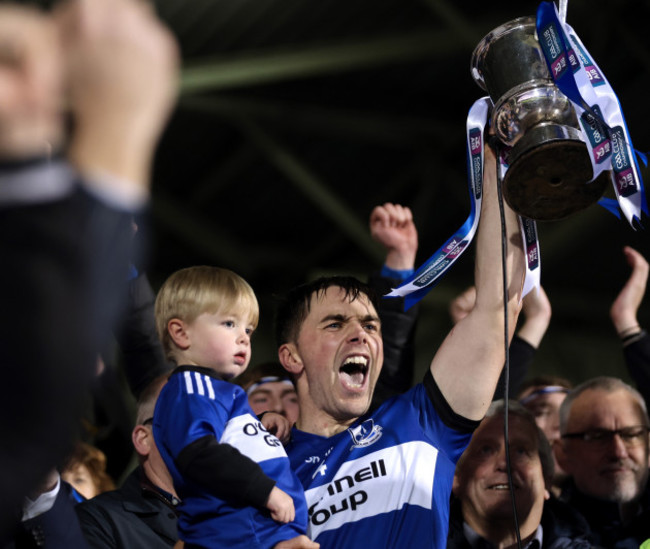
278, 343, 303, 375
167, 318, 190, 350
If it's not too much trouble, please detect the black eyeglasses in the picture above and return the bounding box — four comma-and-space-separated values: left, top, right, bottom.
142, 417, 154, 426
562, 425, 650, 447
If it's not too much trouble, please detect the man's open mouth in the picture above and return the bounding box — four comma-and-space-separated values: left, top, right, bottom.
339, 356, 368, 389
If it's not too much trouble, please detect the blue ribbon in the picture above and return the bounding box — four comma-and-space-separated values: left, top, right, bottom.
536, 1, 648, 222
385, 99, 489, 310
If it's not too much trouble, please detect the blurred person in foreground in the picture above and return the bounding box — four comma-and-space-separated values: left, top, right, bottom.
0, 0, 178, 537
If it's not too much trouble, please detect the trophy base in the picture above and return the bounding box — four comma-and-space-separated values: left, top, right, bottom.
503, 139, 609, 221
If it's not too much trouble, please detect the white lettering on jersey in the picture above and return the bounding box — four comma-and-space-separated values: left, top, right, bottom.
304, 441, 437, 539
220, 413, 289, 463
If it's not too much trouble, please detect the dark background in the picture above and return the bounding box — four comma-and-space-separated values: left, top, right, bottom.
31, 0, 650, 385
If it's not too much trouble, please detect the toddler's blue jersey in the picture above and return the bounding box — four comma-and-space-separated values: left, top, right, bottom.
286, 375, 473, 548
154, 366, 308, 548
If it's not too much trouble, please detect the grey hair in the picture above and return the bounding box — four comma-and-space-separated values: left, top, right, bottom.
558, 376, 649, 434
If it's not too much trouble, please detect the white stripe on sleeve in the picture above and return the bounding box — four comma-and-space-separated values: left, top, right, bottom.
194, 372, 205, 396
204, 376, 216, 400
184, 371, 194, 394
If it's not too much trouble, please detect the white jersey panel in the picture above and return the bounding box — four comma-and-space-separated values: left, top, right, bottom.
220, 413, 289, 463
305, 441, 438, 539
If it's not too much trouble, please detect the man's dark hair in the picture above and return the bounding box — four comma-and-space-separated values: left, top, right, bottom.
275, 276, 378, 347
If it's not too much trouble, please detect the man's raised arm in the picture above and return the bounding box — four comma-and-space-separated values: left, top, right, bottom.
430, 145, 525, 420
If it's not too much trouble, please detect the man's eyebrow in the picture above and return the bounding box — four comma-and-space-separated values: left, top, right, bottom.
319, 313, 381, 325
361, 314, 381, 323
319, 313, 348, 323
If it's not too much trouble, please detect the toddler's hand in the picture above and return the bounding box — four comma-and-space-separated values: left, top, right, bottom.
261, 412, 292, 444
266, 486, 295, 523
274, 535, 320, 548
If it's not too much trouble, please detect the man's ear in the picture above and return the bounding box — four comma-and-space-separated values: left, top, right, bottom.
278, 343, 303, 375
132, 425, 153, 457
552, 439, 571, 474
168, 318, 190, 350
452, 472, 461, 497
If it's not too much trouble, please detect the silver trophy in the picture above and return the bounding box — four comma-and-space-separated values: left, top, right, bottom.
471, 16, 608, 220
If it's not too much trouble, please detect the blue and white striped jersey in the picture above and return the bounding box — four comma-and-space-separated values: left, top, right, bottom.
286, 371, 474, 548
153, 366, 308, 549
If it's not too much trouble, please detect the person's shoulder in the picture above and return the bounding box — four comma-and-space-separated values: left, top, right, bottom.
542, 496, 595, 547
77, 470, 142, 511
0, 157, 77, 208
162, 366, 238, 400
75, 487, 123, 515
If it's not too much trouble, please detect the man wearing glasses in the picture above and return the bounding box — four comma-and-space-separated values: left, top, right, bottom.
555, 376, 650, 548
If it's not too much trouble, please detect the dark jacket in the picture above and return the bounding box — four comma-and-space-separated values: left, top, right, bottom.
75, 468, 178, 549
623, 330, 650, 407
4, 481, 87, 549
447, 496, 596, 549
368, 272, 420, 410
0, 160, 136, 539
561, 479, 650, 549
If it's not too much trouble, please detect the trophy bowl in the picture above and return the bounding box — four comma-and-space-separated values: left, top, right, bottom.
471, 16, 609, 220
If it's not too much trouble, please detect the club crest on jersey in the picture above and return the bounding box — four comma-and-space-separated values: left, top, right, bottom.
348, 419, 382, 449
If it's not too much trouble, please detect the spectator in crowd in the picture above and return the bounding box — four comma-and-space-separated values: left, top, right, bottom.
76, 375, 180, 548
448, 400, 593, 548
276, 145, 526, 546
237, 361, 301, 425
518, 376, 572, 497
366, 202, 420, 408
555, 376, 650, 547
610, 246, 650, 404
0, 0, 178, 537
519, 377, 572, 446
153, 267, 317, 548
61, 443, 115, 501
515, 246, 650, 499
